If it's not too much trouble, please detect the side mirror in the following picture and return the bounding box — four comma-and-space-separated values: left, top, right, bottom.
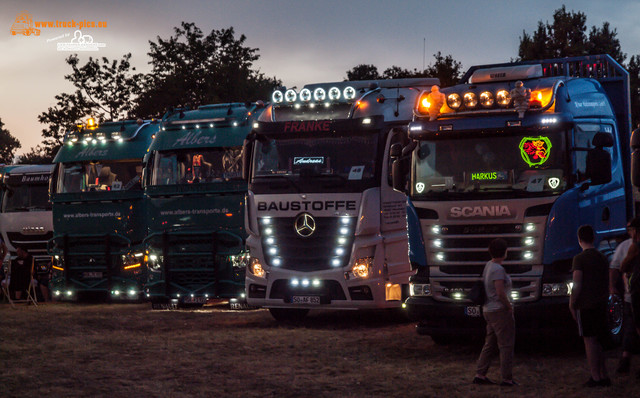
632, 128, 640, 187
390, 143, 402, 159
586, 132, 613, 186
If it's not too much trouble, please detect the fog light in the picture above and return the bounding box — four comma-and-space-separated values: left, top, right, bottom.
312, 279, 320, 287
291, 278, 300, 287
66, 290, 73, 297
128, 289, 137, 297
525, 223, 536, 232
302, 279, 310, 287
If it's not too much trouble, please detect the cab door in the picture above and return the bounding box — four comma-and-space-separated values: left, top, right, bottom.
380, 128, 412, 299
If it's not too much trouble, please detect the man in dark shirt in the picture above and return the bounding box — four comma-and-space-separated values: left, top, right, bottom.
570, 225, 610, 387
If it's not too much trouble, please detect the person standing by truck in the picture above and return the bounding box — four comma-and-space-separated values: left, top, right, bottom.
570, 225, 610, 387
610, 217, 640, 373
473, 238, 516, 386
621, 217, 640, 378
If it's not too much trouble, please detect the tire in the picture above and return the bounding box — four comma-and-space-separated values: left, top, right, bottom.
269, 308, 309, 321
608, 295, 624, 348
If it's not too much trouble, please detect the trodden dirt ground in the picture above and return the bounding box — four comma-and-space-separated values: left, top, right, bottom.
1, 302, 639, 397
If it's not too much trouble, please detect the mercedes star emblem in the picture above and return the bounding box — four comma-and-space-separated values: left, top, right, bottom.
294, 213, 316, 238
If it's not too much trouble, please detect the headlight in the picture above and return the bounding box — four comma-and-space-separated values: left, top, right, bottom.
351, 257, 373, 279
542, 282, 572, 296
328, 87, 341, 101
249, 258, 266, 278
299, 88, 312, 102
496, 89, 511, 106
285, 89, 297, 103
272, 90, 284, 104
463, 92, 477, 108
479, 91, 494, 107
229, 251, 251, 269
410, 283, 431, 297
447, 93, 461, 109
313, 88, 326, 102
343, 86, 356, 100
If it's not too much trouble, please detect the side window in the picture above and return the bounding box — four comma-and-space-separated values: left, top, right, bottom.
574, 124, 614, 183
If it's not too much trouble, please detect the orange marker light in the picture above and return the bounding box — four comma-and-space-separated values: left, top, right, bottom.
225, 213, 233, 217
417, 92, 431, 115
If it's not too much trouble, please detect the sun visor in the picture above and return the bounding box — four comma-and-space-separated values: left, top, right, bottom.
470, 64, 543, 84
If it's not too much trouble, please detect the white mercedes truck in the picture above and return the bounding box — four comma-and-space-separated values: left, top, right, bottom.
242, 78, 438, 320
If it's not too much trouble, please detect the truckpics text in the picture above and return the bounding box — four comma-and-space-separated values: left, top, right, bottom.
0, 164, 54, 295
143, 103, 263, 308
48, 119, 159, 300
395, 55, 631, 343
243, 78, 439, 320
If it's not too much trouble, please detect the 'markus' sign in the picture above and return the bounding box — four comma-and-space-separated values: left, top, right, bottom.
519, 136, 551, 167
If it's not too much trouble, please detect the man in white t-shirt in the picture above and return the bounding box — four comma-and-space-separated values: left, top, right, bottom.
611, 217, 640, 373
473, 238, 516, 387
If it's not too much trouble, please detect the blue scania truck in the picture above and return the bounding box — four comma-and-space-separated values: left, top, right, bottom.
397, 55, 631, 343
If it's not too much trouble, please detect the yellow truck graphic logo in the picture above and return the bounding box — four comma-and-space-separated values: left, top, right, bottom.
10, 11, 40, 36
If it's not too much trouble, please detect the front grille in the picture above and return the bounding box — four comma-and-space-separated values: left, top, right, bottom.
6, 231, 53, 254
259, 216, 355, 272
147, 231, 245, 295
427, 221, 540, 275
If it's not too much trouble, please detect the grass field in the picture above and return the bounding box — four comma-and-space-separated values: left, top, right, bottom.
1, 302, 639, 397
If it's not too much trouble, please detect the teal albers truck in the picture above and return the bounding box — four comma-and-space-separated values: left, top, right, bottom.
49, 119, 159, 300
143, 103, 263, 308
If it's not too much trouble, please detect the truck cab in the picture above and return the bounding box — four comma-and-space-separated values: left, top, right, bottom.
143, 103, 263, 308
243, 79, 439, 320
0, 164, 54, 284
400, 55, 631, 342
49, 119, 158, 300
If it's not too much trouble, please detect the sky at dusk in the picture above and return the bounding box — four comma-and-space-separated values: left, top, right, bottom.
2, 0, 640, 157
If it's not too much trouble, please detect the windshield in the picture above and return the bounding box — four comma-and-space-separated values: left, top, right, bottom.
151, 147, 242, 185
252, 133, 380, 193
57, 160, 142, 193
412, 130, 567, 199
2, 184, 51, 212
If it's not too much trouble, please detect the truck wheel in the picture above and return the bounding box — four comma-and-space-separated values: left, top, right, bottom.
269, 308, 309, 321
608, 295, 624, 347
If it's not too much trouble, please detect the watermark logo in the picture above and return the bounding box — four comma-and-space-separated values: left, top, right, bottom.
57, 30, 106, 52
10, 10, 40, 36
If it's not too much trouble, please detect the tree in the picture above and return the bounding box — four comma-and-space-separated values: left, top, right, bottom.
423, 52, 463, 87
134, 23, 280, 118
23, 54, 142, 163
345, 53, 463, 87
518, 6, 635, 125
345, 64, 380, 81
0, 117, 21, 164
518, 6, 625, 64
628, 55, 640, 128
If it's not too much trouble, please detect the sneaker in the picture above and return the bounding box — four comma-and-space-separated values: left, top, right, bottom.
616, 357, 631, 374
472, 376, 496, 385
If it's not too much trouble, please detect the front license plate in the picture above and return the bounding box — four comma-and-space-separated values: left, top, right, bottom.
465, 306, 481, 317
292, 296, 320, 305
183, 296, 208, 304
82, 272, 103, 279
